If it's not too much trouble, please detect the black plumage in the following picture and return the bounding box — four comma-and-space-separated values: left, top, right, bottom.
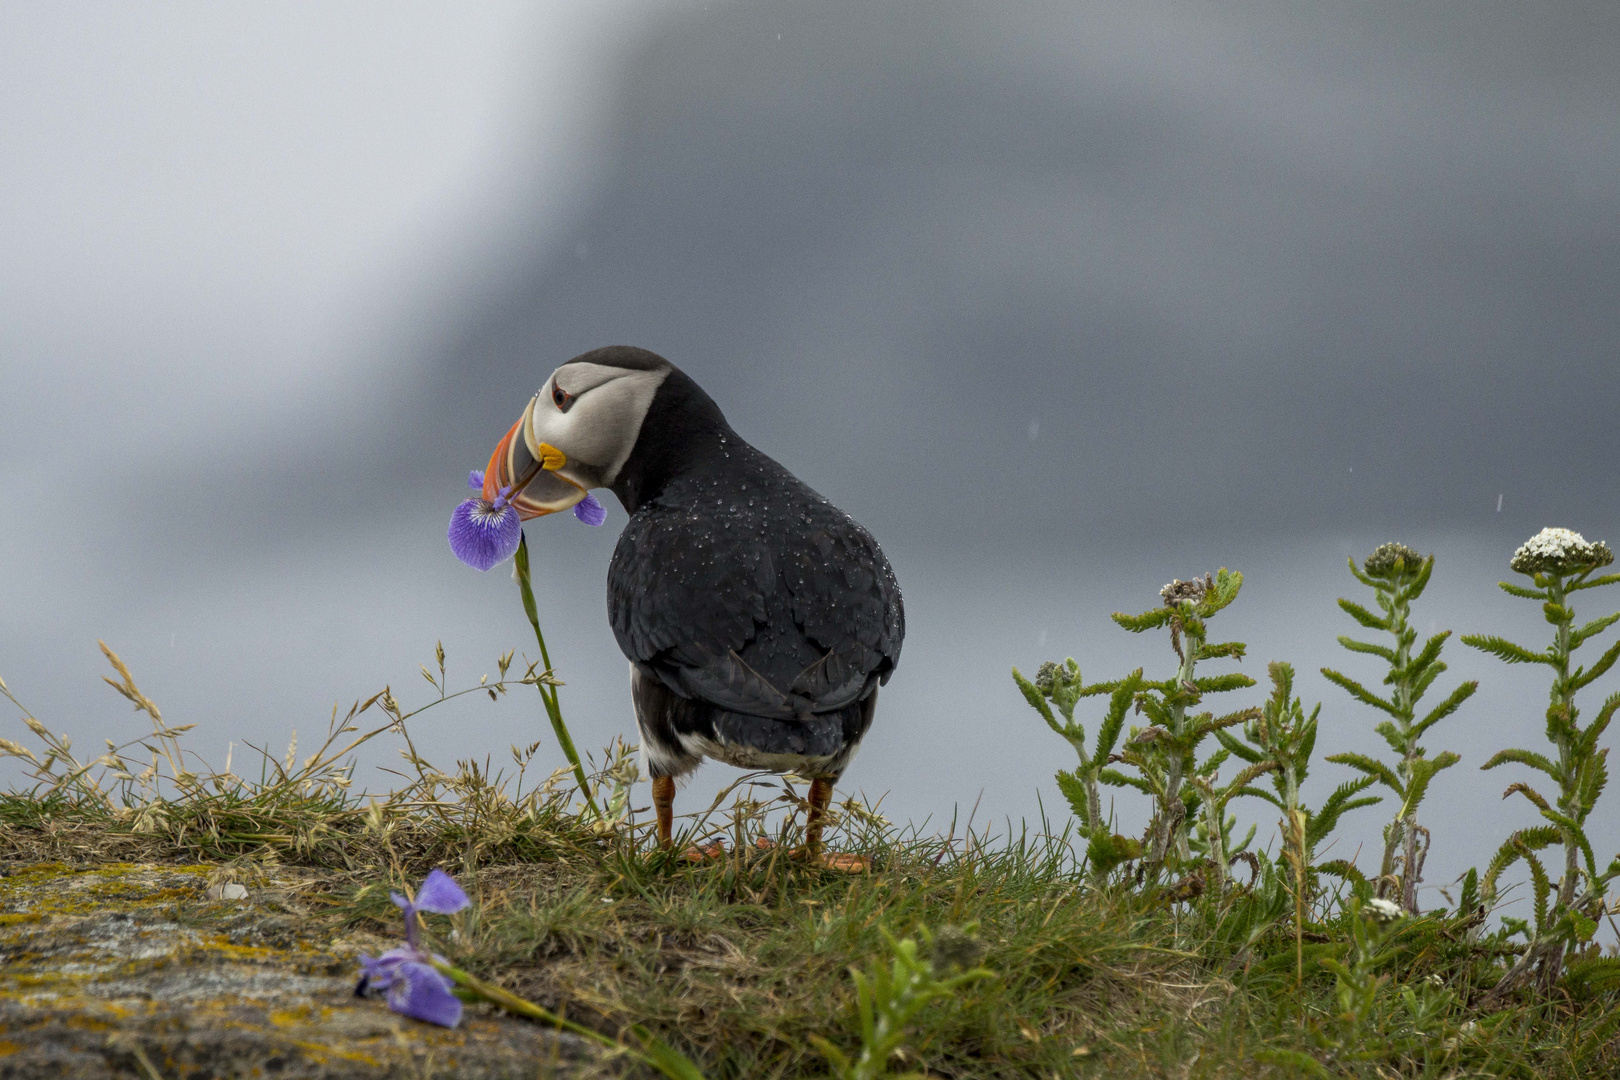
595, 348, 904, 784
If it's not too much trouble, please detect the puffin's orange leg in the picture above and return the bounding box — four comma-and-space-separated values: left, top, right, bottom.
802, 778, 869, 873
653, 775, 675, 848
652, 774, 724, 862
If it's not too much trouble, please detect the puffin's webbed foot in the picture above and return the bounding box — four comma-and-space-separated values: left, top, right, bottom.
652, 774, 728, 862
680, 840, 727, 863
753, 836, 870, 872
747, 777, 870, 872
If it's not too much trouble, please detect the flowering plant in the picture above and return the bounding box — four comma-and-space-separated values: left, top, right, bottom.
446, 464, 603, 819
356, 869, 470, 1026
356, 870, 707, 1078
449, 470, 605, 572
1463, 527, 1620, 999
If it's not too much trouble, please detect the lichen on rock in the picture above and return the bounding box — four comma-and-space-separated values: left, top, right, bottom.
0, 862, 596, 1078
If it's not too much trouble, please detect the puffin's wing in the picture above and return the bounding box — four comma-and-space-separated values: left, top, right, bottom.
608, 508, 794, 718
608, 502, 903, 718
780, 510, 904, 702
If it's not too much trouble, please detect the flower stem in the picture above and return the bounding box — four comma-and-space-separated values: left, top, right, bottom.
430, 959, 706, 1080
514, 534, 600, 819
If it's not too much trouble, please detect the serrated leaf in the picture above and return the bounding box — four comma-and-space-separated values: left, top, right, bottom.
1337, 636, 1396, 663
1481, 747, 1560, 779
1461, 634, 1554, 667
1403, 750, 1460, 813
1094, 671, 1142, 763
1193, 673, 1257, 694
1321, 668, 1401, 719
1336, 598, 1389, 630
1573, 637, 1620, 690
1112, 608, 1174, 633
1571, 610, 1620, 649
1411, 679, 1477, 740
1567, 572, 1620, 593
1502, 782, 1552, 813
1012, 667, 1059, 730
1214, 727, 1262, 763
1325, 752, 1405, 796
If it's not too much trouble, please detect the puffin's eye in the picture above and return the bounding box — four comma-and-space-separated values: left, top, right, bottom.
551, 383, 573, 411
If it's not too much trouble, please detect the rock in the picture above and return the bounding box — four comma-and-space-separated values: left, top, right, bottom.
0, 862, 598, 1078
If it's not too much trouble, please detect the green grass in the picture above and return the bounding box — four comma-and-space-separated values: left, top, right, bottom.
2, 649, 1618, 1078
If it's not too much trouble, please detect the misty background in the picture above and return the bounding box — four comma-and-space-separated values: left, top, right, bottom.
3, 2, 1618, 918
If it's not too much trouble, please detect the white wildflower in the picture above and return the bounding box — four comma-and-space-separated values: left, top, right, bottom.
1365, 897, 1403, 922
1510, 527, 1614, 576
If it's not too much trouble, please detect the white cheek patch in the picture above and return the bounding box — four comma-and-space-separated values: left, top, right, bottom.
524, 366, 669, 488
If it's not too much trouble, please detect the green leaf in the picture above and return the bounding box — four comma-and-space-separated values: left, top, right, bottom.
1580, 692, 1620, 756
1193, 673, 1257, 694
1201, 568, 1243, 615
1215, 727, 1262, 764
1098, 767, 1151, 794
1086, 832, 1141, 876
1523, 846, 1551, 931
1481, 747, 1561, 780
1193, 708, 1260, 740
1094, 671, 1142, 763
1321, 668, 1401, 719
1567, 572, 1620, 593
1407, 554, 1435, 599
1055, 771, 1092, 826
1536, 808, 1597, 880
1112, 608, 1174, 633
1571, 610, 1620, 649
1310, 775, 1381, 841
1197, 640, 1247, 661
1336, 636, 1397, 663
1498, 580, 1546, 599
1402, 751, 1460, 813
1404, 631, 1450, 677
1317, 859, 1369, 890
1337, 598, 1389, 631
1460, 634, 1554, 667
1244, 787, 1286, 812
1324, 752, 1405, 797
1410, 680, 1478, 740
1012, 668, 1059, 730
1572, 636, 1620, 690
1483, 827, 1563, 902
1502, 782, 1552, 813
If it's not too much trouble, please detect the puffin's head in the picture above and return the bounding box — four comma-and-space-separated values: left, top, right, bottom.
480, 347, 673, 519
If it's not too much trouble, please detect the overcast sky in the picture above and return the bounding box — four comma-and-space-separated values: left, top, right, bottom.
3, 1, 1618, 914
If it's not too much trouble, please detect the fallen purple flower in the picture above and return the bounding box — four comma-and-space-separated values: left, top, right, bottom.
356, 869, 474, 1028
394, 868, 471, 936
358, 947, 462, 1027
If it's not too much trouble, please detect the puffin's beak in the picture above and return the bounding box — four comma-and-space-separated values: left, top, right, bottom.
480, 398, 588, 520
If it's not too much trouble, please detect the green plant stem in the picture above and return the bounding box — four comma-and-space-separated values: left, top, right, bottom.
1547, 576, 1580, 911
514, 534, 600, 819
431, 959, 706, 1080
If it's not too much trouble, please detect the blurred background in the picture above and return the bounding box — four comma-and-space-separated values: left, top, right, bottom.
3, 1, 1618, 915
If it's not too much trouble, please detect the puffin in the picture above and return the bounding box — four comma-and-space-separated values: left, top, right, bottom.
474, 346, 904, 868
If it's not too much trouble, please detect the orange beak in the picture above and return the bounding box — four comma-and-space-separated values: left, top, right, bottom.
480, 400, 587, 520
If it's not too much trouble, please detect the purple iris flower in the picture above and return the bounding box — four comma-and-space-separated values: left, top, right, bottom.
449, 470, 522, 570
356, 869, 472, 1028
573, 493, 607, 527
